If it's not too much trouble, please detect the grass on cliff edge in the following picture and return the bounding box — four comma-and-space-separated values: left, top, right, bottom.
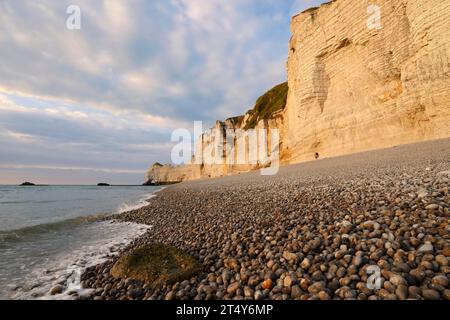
244, 81, 288, 130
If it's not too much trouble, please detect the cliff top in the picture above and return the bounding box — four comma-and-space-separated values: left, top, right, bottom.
292, 0, 335, 20
243, 82, 288, 130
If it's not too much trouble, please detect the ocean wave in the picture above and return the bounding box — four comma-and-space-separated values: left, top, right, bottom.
0, 198, 96, 204
117, 194, 155, 213
9, 221, 151, 300
0, 213, 109, 245
0, 190, 159, 245
0, 187, 161, 299
0, 200, 59, 204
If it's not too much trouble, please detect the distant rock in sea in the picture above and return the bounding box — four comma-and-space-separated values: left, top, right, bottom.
97, 183, 110, 186
20, 182, 36, 186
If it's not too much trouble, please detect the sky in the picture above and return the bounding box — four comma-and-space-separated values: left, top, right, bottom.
0, 0, 326, 185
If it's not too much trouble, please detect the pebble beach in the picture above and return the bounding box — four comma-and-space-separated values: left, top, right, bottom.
80, 138, 450, 300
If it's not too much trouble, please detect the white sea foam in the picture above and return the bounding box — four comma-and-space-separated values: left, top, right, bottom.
117, 187, 164, 213
4, 190, 160, 300
117, 195, 155, 213
11, 220, 151, 300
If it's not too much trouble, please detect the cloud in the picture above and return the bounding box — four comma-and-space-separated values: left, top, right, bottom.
0, 94, 175, 181
0, 163, 144, 174
4, 130, 37, 143
0, 0, 296, 121
0, 0, 327, 184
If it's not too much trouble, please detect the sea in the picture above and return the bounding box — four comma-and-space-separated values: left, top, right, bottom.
0, 185, 160, 300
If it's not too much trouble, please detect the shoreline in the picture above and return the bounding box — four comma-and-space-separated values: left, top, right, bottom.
44, 189, 164, 300
80, 138, 450, 300
0, 187, 160, 300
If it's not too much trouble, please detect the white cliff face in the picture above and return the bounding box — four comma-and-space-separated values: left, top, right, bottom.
149, 0, 450, 182
191, 117, 282, 180
284, 0, 450, 163
147, 115, 282, 183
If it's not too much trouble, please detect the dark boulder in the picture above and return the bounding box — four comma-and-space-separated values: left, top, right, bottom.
110, 244, 202, 288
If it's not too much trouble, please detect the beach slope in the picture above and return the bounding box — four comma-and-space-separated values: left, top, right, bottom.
82, 138, 450, 300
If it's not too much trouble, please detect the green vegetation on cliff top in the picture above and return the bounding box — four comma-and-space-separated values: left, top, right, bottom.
244, 82, 288, 130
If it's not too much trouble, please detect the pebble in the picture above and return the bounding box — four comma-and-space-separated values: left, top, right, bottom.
432, 275, 448, 287
318, 291, 330, 300
308, 282, 325, 294
248, 276, 260, 287
165, 291, 175, 301
436, 255, 448, 267
443, 290, 450, 300
395, 285, 408, 300
283, 276, 293, 287
418, 242, 434, 253
291, 285, 301, 299
282, 251, 298, 262
50, 285, 64, 296
243, 286, 254, 298
425, 204, 439, 210
417, 188, 428, 199
352, 256, 363, 267
408, 286, 421, 299
77, 141, 450, 301
389, 274, 407, 286
262, 279, 273, 290
227, 282, 240, 295
410, 268, 425, 282
254, 290, 265, 300
422, 289, 441, 300
225, 258, 238, 269
311, 270, 323, 281
443, 246, 450, 257
300, 258, 311, 270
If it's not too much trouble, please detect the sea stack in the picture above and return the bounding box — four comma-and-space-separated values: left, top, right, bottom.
20, 182, 35, 186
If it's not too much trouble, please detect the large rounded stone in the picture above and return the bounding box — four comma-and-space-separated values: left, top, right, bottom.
111, 244, 202, 288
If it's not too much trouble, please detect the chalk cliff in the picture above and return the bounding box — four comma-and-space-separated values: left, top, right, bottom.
284, 0, 450, 162
147, 83, 287, 183
147, 0, 450, 183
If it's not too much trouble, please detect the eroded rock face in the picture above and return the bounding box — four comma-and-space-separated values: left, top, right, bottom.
284, 0, 450, 162
147, 0, 450, 183
110, 244, 202, 287
147, 113, 283, 183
